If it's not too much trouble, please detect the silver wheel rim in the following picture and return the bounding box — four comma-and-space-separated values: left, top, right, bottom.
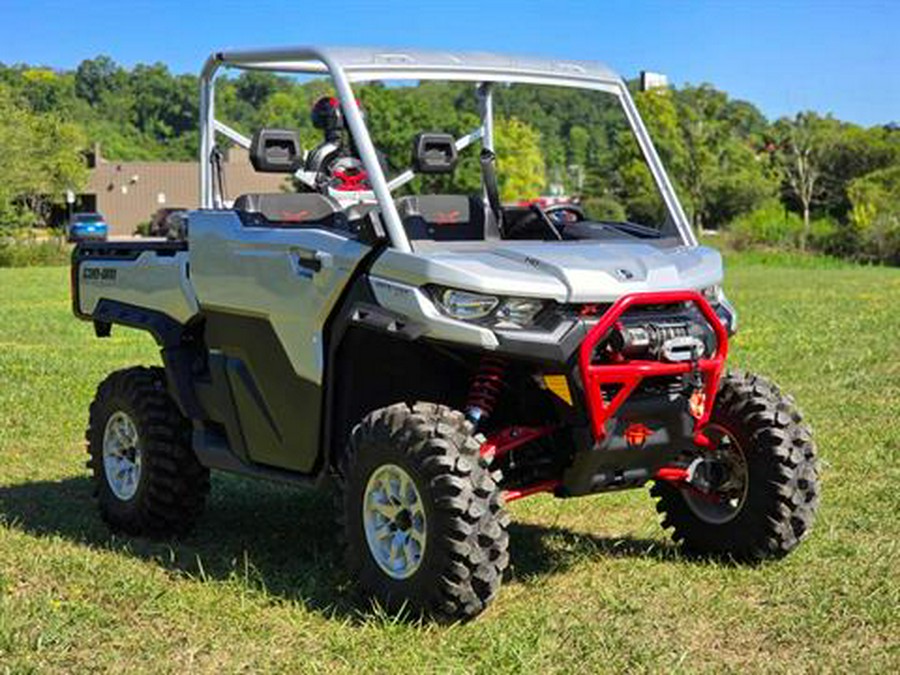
102, 411, 142, 501
683, 424, 750, 525
363, 463, 427, 580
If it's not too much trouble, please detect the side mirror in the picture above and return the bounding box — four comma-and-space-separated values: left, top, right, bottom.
412, 133, 458, 174
249, 129, 304, 173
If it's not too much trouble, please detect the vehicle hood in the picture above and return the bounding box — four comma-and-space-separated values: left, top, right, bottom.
372, 240, 723, 303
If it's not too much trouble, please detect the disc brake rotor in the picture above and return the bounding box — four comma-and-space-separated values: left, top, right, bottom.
683, 423, 749, 525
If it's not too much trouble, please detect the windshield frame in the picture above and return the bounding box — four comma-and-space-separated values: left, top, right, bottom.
199, 47, 696, 251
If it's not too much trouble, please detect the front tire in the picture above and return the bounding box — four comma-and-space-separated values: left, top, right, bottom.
652, 371, 819, 561
86, 366, 210, 537
339, 402, 509, 622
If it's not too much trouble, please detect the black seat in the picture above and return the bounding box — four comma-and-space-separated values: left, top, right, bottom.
233, 193, 347, 229
395, 195, 488, 241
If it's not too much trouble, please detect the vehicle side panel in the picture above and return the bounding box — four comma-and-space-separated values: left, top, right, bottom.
188, 210, 371, 471
188, 211, 371, 383
74, 243, 198, 325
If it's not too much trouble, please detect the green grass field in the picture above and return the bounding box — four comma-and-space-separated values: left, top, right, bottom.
1, 257, 898, 673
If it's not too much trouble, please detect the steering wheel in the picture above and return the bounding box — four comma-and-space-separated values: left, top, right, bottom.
543, 203, 585, 226
505, 203, 585, 240
529, 203, 564, 241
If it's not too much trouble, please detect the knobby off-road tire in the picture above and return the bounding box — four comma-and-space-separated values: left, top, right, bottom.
652, 371, 819, 562
339, 402, 510, 622
86, 366, 210, 537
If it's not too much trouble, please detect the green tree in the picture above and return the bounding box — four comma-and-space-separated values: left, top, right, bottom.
0, 85, 35, 230
75, 56, 127, 107
129, 63, 196, 143
848, 165, 900, 264
494, 117, 545, 201
235, 71, 288, 110
625, 87, 688, 222
706, 139, 778, 226
673, 85, 776, 230
0, 83, 87, 228
723, 98, 770, 143
627, 85, 775, 230
633, 87, 688, 179
774, 112, 839, 250
16, 68, 76, 113
567, 125, 590, 169
819, 123, 899, 219
21, 113, 88, 225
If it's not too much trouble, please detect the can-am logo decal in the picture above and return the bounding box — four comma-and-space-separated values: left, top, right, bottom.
82, 267, 116, 281
614, 268, 634, 281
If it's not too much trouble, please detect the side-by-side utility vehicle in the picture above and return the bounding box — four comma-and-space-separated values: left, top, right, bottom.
71, 47, 819, 621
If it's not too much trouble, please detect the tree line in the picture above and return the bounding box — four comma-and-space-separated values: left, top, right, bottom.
0, 56, 898, 263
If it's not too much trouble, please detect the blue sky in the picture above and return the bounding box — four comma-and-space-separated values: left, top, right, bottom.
0, 0, 897, 126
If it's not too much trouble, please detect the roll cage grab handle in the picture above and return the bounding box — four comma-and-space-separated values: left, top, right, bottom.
198, 47, 698, 251
578, 290, 729, 446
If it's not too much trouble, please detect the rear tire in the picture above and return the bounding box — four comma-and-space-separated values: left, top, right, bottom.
86, 366, 209, 537
339, 402, 509, 622
652, 371, 819, 561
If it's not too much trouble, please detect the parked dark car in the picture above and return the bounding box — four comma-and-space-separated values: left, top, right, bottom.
147, 208, 187, 239
67, 212, 108, 242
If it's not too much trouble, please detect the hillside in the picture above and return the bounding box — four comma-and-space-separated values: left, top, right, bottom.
2, 58, 900, 263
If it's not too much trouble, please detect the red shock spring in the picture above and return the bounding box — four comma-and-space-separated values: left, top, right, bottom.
466, 355, 508, 423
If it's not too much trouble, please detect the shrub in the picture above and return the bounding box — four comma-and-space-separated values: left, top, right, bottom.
807, 215, 843, 253
848, 165, 900, 265
0, 234, 71, 267
582, 195, 626, 222
726, 201, 803, 250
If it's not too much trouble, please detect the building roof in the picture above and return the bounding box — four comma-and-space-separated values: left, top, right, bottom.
209, 46, 622, 86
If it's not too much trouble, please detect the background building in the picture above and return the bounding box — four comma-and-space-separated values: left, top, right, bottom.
80, 145, 288, 236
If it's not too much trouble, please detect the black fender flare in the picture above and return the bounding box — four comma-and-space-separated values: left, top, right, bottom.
91, 299, 205, 420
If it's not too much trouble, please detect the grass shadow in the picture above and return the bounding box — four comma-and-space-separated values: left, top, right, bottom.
0, 475, 685, 621
507, 521, 681, 581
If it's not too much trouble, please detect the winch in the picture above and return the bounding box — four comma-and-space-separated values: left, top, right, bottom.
606, 313, 712, 363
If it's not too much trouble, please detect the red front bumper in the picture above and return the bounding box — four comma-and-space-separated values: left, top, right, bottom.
482, 290, 729, 502
577, 290, 729, 447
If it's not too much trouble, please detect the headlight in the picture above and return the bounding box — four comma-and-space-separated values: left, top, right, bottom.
433, 287, 548, 330
494, 297, 546, 329
437, 288, 499, 320
701, 284, 723, 304
701, 284, 738, 335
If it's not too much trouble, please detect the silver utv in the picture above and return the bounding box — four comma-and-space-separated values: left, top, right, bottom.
73, 47, 818, 622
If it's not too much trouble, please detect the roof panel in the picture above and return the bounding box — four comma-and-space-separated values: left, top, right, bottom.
213, 46, 621, 84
